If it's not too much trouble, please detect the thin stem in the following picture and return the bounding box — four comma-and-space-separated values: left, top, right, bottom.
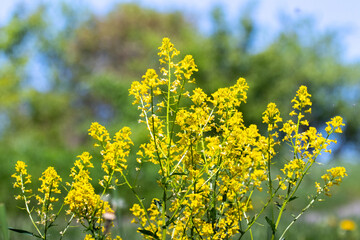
239, 185, 282, 240
59, 214, 74, 240
278, 194, 318, 240
20, 174, 43, 239
120, 172, 155, 233
243, 190, 254, 240
267, 131, 274, 225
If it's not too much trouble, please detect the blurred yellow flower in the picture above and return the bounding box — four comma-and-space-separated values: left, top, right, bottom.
340, 219, 356, 231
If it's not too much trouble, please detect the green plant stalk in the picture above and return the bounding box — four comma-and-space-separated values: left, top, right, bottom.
243, 190, 254, 240
279, 172, 337, 240
138, 86, 167, 237
279, 190, 322, 240
271, 124, 335, 240
270, 109, 303, 239
160, 52, 173, 240
121, 171, 156, 234
59, 214, 74, 240
267, 130, 274, 225
239, 184, 282, 240
42, 181, 58, 239
140, 94, 166, 175
19, 173, 43, 239
166, 52, 172, 177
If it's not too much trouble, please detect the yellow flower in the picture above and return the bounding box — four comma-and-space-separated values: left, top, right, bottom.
38, 167, 62, 197
12, 161, 32, 199
320, 167, 347, 196
340, 219, 356, 231
190, 88, 207, 106
65, 152, 112, 221
325, 116, 345, 134
291, 85, 312, 113
262, 102, 282, 132
84, 234, 95, 240
36, 167, 62, 221
176, 55, 198, 81
158, 37, 180, 64
322, 167, 347, 184
88, 122, 110, 143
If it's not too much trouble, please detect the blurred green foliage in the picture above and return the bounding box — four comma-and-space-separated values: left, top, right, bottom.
1, 2, 359, 239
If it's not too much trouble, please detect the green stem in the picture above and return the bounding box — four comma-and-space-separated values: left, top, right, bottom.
20, 174, 43, 239
278, 192, 320, 240
239, 185, 281, 240
267, 130, 274, 226
166, 53, 172, 176
59, 214, 74, 240
121, 172, 155, 233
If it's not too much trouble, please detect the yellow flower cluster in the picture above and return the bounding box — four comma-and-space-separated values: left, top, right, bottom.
36, 167, 62, 223
291, 85, 312, 113
89, 122, 133, 188
127, 38, 268, 239
126, 38, 347, 239
12, 161, 32, 200
12, 161, 64, 238
37, 167, 62, 204
11, 37, 347, 240
279, 86, 343, 186
316, 166, 347, 196
65, 152, 112, 222
84, 234, 123, 240
325, 116, 345, 134
262, 102, 282, 132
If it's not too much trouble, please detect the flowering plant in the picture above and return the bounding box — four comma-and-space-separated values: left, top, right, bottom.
11, 38, 346, 240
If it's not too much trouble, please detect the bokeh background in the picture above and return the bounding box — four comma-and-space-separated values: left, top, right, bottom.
1, 0, 360, 239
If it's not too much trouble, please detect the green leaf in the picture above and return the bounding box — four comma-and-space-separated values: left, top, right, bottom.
288, 196, 298, 202
138, 229, 160, 240
0, 203, 9, 240
265, 216, 275, 234
170, 172, 187, 176
8, 227, 39, 237
165, 216, 176, 227
248, 216, 255, 225
210, 207, 217, 224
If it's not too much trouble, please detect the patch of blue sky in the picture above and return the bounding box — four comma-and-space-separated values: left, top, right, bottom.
1, 1, 360, 63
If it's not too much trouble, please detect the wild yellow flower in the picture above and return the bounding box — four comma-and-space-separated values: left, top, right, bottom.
176, 55, 198, 81
190, 88, 207, 106
158, 37, 180, 64
130, 203, 146, 225
262, 102, 282, 132
291, 85, 312, 113
282, 158, 305, 180
322, 167, 347, 183
12, 161, 32, 199
37, 167, 62, 197
325, 116, 345, 134
84, 234, 95, 240
88, 122, 110, 144
340, 219, 356, 231
36, 167, 62, 222
319, 167, 347, 196
65, 152, 112, 222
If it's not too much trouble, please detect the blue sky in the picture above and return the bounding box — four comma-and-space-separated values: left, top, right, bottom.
1, 0, 360, 62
